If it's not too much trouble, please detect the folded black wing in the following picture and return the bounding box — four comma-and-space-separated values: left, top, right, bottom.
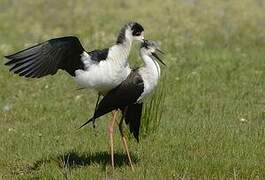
123, 103, 143, 142
79, 70, 144, 128
95, 70, 144, 118
4, 36, 85, 78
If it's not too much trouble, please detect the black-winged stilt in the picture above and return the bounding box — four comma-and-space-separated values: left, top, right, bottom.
80, 40, 165, 171
4, 22, 145, 127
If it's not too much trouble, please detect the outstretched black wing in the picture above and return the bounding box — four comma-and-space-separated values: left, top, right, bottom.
79, 70, 144, 128
4, 36, 85, 78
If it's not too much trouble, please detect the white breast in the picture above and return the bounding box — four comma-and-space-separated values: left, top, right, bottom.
74, 50, 131, 95
137, 56, 161, 101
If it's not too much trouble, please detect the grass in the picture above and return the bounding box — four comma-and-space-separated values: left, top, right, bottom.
0, 0, 265, 179
141, 74, 167, 138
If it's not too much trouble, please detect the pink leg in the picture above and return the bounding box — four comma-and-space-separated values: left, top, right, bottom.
108, 110, 117, 171
119, 107, 135, 171
121, 136, 135, 171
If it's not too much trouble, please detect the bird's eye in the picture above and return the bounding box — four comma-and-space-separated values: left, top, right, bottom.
134, 32, 141, 36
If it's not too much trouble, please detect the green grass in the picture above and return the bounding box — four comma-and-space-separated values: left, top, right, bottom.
0, 0, 265, 179
141, 75, 167, 137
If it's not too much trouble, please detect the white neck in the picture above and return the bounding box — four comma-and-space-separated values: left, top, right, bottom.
140, 52, 161, 78
137, 52, 161, 102
117, 38, 132, 59
109, 37, 133, 65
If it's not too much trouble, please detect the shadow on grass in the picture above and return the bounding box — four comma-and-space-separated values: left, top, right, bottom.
56, 151, 139, 169
22, 151, 139, 174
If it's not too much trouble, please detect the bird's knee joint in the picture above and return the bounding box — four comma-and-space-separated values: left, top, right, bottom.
108, 125, 114, 134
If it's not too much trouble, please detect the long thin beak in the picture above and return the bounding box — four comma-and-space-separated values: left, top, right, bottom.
156, 48, 165, 54
151, 52, 166, 66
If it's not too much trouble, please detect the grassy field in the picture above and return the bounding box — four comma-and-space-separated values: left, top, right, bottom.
0, 0, 265, 179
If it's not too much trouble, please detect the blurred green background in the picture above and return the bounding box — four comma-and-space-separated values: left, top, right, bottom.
0, 0, 265, 179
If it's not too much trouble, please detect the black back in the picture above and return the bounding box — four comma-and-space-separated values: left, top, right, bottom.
94, 70, 144, 118
79, 69, 144, 128
88, 48, 109, 62
4, 36, 85, 77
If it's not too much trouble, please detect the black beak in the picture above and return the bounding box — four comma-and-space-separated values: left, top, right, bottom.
156, 48, 165, 54
151, 52, 166, 66
143, 39, 148, 47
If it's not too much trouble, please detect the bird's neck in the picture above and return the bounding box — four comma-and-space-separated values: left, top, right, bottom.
137, 52, 161, 102
140, 52, 161, 78
110, 39, 132, 64
118, 39, 132, 57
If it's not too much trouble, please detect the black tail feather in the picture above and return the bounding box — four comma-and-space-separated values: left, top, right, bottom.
79, 117, 94, 129
123, 103, 143, 142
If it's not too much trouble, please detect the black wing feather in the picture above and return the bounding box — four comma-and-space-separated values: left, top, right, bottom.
122, 103, 143, 142
4, 36, 85, 77
79, 70, 144, 128
94, 70, 144, 118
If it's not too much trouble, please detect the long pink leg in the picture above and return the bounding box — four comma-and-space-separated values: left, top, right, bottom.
108, 110, 117, 171
121, 135, 135, 171
119, 107, 135, 171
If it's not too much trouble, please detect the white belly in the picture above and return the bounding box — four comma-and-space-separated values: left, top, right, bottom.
74, 60, 131, 94
137, 75, 158, 102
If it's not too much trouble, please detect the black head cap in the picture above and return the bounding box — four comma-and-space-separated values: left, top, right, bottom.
131, 22, 144, 36
141, 39, 166, 66
116, 22, 144, 44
